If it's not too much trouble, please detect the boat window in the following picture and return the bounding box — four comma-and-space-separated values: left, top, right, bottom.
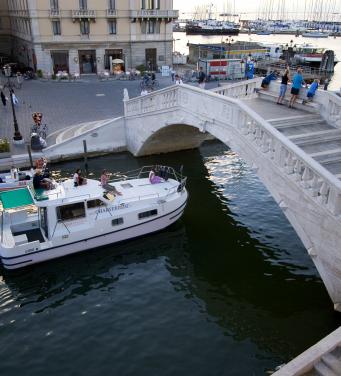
39, 207, 48, 238
57, 202, 86, 221
87, 199, 105, 209
112, 218, 123, 226
138, 209, 157, 220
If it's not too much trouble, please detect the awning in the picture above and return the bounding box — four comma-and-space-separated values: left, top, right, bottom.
0, 188, 34, 210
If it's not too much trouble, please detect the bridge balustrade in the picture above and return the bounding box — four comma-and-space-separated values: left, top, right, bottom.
124, 83, 341, 216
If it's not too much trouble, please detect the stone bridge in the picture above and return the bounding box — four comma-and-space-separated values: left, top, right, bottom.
123, 79, 341, 312
43, 78, 341, 311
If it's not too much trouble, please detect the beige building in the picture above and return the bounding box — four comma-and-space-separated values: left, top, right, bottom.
1, 0, 178, 75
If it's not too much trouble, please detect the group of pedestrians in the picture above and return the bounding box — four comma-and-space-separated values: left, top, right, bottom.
276, 67, 319, 109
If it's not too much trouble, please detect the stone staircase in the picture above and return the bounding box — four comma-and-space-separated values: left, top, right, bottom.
299, 347, 341, 376
268, 114, 341, 179
46, 118, 116, 146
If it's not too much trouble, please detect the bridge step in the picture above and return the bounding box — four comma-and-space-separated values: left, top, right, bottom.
258, 91, 319, 113
288, 129, 341, 145
309, 148, 341, 165
269, 115, 322, 127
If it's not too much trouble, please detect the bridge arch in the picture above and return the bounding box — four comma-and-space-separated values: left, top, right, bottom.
124, 84, 341, 310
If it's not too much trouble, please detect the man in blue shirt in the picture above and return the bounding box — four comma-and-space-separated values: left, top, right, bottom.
289, 68, 305, 108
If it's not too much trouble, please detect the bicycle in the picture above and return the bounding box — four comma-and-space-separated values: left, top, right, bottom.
31, 123, 48, 139
140, 79, 159, 91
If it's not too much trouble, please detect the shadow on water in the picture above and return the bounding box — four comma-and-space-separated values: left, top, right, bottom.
0, 142, 340, 376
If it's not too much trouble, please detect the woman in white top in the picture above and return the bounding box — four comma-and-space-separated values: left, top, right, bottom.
175, 75, 183, 85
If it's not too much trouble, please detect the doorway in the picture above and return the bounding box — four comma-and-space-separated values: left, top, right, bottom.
145, 48, 157, 71
51, 51, 69, 73
78, 50, 96, 74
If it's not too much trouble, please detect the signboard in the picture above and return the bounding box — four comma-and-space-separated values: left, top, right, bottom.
161, 65, 170, 77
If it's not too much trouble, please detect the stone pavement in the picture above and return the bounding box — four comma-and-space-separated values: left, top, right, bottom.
0, 73, 220, 156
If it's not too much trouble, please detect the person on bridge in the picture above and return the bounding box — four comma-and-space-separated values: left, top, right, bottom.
175, 75, 183, 85
289, 68, 305, 109
277, 67, 290, 105
260, 71, 277, 90
198, 67, 206, 90
302, 79, 319, 104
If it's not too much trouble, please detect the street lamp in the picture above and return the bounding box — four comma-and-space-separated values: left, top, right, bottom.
173, 38, 180, 73
3, 65, 23, 143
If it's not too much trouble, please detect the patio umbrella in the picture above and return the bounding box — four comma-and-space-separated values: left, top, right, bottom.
112, 59, 124, 64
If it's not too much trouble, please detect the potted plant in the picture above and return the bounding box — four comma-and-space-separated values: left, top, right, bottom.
0, 138, 11, 158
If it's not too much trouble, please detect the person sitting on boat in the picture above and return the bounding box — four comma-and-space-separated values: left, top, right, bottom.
35, 157, 47, 170
302, 79, 319, 104
33, 169, 51, 190
74, 168, 87, 187
149, 168, 162, 184
100, 169, 122, 196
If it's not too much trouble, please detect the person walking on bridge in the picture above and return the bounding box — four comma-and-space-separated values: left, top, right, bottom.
289, 68, 305, 109
277, 67, 290, 105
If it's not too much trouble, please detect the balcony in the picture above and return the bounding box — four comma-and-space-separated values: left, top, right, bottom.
72, 9, 96, 21
49, 9, 61, 18
106, 9, 118, 17
130, 9, 179, 20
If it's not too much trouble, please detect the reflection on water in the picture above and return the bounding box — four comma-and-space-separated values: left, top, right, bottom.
0, 142, 340, 376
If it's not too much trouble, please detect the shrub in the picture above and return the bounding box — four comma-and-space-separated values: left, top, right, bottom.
135, 64, 146, 74
0, 138, 10, 153
36, 69, 43, 78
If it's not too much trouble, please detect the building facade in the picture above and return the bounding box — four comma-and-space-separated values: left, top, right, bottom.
2, 0, 177, 75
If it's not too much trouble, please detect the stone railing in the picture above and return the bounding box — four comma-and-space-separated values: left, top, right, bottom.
124, 86, 179, 117
49, 9, 61, 17
130, 10, 179, 18
106, 9, 118, 17
72, 9, 96, 19
125, 84, 341, 215
211, 77, 263, 99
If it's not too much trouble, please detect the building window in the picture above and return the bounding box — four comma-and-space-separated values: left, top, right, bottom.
112, 218, 123, 226
50, 0, 59, 10
108, 20, 116, 34
57, 202, 86, 221
108, 0, 115, 9
138, 209, 157, 220
141, 0, 159, 9
141, 20, 160, 34
87, 199, 105, 209
52, 20, 61, 35
80, 20, 90, 35
79, 0, 87, 10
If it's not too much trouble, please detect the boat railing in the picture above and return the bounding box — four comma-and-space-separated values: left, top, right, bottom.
109, 165, 185, 183
61, 193, 91, 203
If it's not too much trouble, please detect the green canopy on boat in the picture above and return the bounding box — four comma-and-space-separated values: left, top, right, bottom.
0, 188, 33, 209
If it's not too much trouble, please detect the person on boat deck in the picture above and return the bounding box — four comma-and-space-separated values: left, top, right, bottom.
33, 169, 51, 190
35, 157, 46, 170
149, 168, 162, 184
74, 168, 87, 187
100, 169, 122, 195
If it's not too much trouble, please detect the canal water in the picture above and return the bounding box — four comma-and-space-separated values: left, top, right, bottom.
0, 141, 340, 375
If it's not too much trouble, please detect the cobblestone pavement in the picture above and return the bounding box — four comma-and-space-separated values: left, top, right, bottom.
0, 74, 220, 155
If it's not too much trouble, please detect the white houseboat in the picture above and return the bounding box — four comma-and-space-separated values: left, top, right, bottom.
0, 166, 188, 269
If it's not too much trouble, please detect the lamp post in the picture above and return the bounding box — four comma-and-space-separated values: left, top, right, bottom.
3, 65, 23, 143
173, 38, 180, 72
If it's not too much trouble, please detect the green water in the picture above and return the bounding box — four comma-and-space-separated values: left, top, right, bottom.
0, 141, 339, 376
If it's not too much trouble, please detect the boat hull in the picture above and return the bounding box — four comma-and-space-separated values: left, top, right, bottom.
186, 27, 239, 36
0, 197, 187, 270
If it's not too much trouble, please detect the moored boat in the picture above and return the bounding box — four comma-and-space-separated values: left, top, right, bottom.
0, 166, 188, 269
0, 168, 33, 191
302, 31, 330, 38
